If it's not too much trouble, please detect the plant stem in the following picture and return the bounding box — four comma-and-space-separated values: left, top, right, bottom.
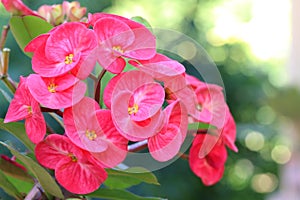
128, 140, 148, 152
41, 107, 63, 117
0, 25, 9, 50
94, 69, 106, 103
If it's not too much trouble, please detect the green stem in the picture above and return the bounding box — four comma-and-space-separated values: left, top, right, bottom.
1, 75, 16, 94
0, 25, 9, 50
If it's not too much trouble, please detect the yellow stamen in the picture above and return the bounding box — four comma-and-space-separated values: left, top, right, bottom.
85, 130, 97, 140
68, 153, 77, 162
65, 54, 74, 64
112, 46, 124, 54
47, 83, 57, 93
128, 104, 139, 115
27, 106, 32, 115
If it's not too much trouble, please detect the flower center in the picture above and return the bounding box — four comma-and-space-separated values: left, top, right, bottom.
85, 130, 97, 140
128, 104, 139, 115
27, 106, 33, 115
112, 46, 124, 55
196, 104, 202, 111
65, 53, 74, 64
47, 83, 57, 93
68, 153, 77, 162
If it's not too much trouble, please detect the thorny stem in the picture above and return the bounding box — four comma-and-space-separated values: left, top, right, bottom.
94, 69, 107, 103
0, 48, 17, 93
128, 140, 148, 152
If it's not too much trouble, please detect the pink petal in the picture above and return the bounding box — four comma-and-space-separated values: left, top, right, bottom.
94, 17, 134, 48
111, 91, 164, 141
189, 134, 227, 186
103, 73, 124, 109
129, 82, 165, 121
129, 54, 185, 79
185, 73, 206, 90
25, 112, 46, 144
24, 34, 50, 53
27, 74, 86, 109
64, 98, 107, 152
92, 141, 127, 168
1, 0, 40, 16
4, 77, 36, 122
32, 43, 80, 77
194, 84, 227, 128
55, 158, 107, 194
35, 134, 74, 169
148, 124, 182, 162
221, 108, 238, 152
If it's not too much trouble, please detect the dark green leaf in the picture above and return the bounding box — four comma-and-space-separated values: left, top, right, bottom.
9, 16, 53, 57
131, 16, 153, 32
0, 170, 23, 200
0, 88, 12, 102
0, 142, 64, 199
5, 175, 34, 194
88, 188, 166, 200
0, 119, 35, 152
104, 167, 159, 189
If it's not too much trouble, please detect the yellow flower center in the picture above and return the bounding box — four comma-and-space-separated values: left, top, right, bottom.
112, 46, 124, 54
85, 130, 97, 140
128, 104, 139, 115
47, 83, 57, 93
68, 153, 77, 162
27, 106, 33, 115
65, 53, 74, 64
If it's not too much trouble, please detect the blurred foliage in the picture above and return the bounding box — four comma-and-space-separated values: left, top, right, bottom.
0, 0, 286, 199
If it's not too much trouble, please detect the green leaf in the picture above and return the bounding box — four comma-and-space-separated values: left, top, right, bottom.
0, 88, 12, 102
0, 155, 34, 183
88, 188, 166, 200
0, 119, 35, 152
131, 16, 153, 32
0, 142, 64, 199
0, 170, 23, 200
104, 167, 159, 189
5, 175, 34, 194
9, 16, 53, 57
188, 122, 211, 131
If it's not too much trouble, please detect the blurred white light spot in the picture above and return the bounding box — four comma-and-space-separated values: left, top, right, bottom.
234, 159, 254, 179
271, 145, 291, 164
251, 173, 278, 193
256, 106, 276, 125
245, 131, 265, 151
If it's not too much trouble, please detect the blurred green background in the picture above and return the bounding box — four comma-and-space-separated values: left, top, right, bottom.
0, 0, 294, 199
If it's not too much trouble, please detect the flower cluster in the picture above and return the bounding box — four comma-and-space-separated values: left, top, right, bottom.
2, 0, 238, 194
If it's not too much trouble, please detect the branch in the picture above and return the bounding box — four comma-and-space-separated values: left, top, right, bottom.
41, 107, 63, 117
128, 140, 148, 152
24, 183, 47, 200
94, 69, 106, 103
0, 25, 9, 50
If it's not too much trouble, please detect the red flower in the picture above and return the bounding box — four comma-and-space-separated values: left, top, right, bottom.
35, 134, 107, 194
189, 134, 227, 186
4, 77, 46, 144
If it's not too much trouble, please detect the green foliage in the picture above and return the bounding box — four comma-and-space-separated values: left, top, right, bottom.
9, 16, 53, 57
0, 142, 64, 199
0, 171, 23, 200
104, 167, 159, 189
0, 119, 35, 152
88, 188, 166, 200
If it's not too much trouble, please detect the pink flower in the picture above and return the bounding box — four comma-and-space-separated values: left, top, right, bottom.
63, 97, 128, 167
1, 0, 40, 16
4, 77, 46, 144
35, 134, 107, 194
38, 4, 64, 26
189, 134, 227, 186
92, 14, 156, 74
107, 70, 165, 141
25, 22, 97, 79
148, 100, 188, 161
27, 73, 86, 109
128, 53, 185, 80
